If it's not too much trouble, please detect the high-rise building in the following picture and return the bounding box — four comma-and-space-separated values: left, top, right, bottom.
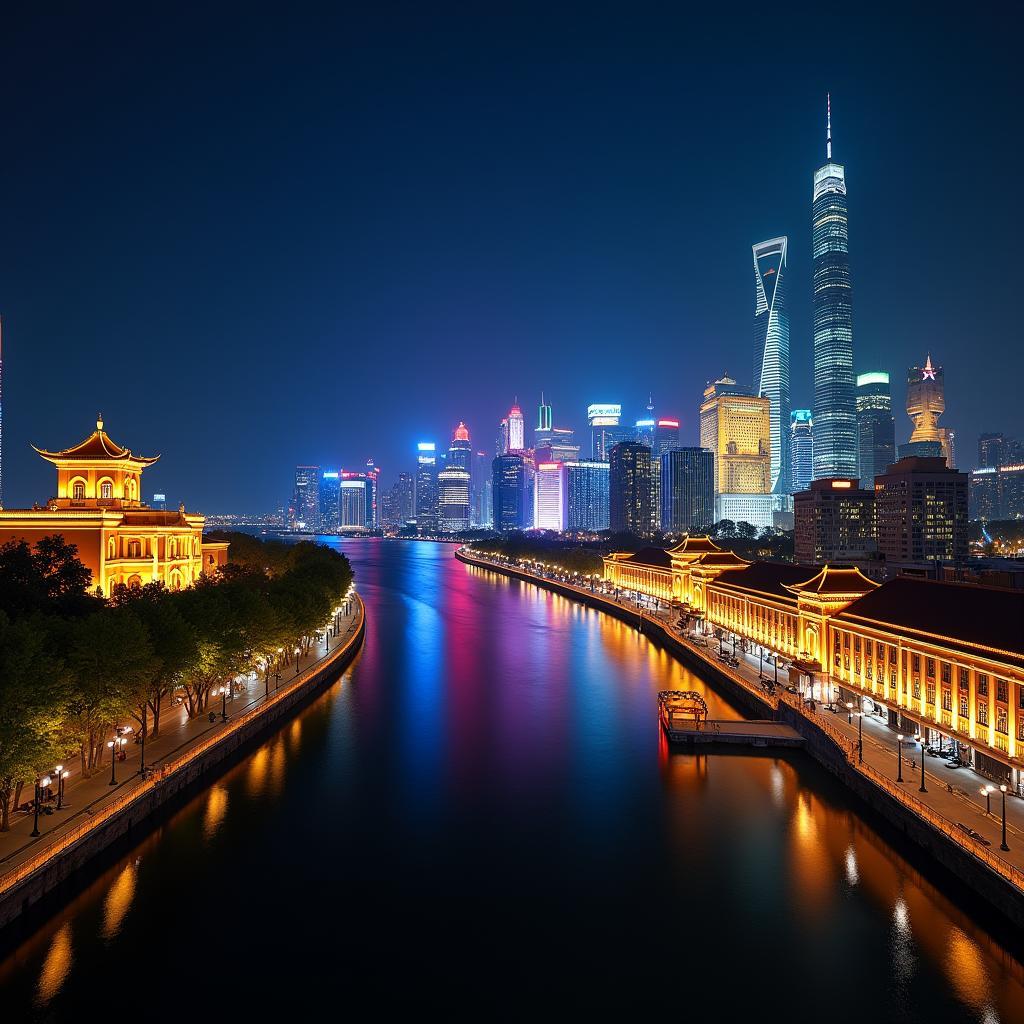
653, 419, 680, 458
492, 454, 526, 532
970, 463, 1024, 521
437, 423, 472, 532
534, 394, 554, 448
564, 461, 610, 531
415, 442, 439, 534
319, 471, 341, 533
790, 410, 814, 494
753, 236, 791, 493
714, 493, 790, 531
978, 432, 1007, 469
699, 376, 771, 495
856, 371, 896, 488
906, 353, 949, 463
471, 451, 492, 528
609, 441, 651, 536
588, 403, 625, 461
340, 479, 367, 531
533, 462, 566, 531
812, 96, 858, 480
507, 401, 525, 452
635, 419, 656, 449
396, 472, 415, 526
794, 478, 876, 565
660, 448, 714, 534
292, 466, 320, 532
938, 427, 956, 469
448, 422, 472, 470
875, 456, 968, 564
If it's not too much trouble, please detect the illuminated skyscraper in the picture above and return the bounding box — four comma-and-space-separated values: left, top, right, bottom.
790, 410, 814, 493
753, 236, 791, 493
340, 479, 367, 531
292, 466, 320, 532
319, 471, 341, 533
653, 419, 680, 458
492, 454, 526, 531
507, 400, 525, 452
812, 96, 858, 479
906, 354, 953, 465
533, 461, 566, 531
438, 424, 471, 532
660, 448, 714, 534
415, 442, 438, 534
448, 422, 472, 469
609, 441, 651, 536
856, 371, 895, 488
588, 404, 625, 461
471, 450, 492, 527
534, 394, 554, 448
564, 461, 610, 531
699, 376, 770, 495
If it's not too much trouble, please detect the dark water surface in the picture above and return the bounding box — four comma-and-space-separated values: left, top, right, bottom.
1, 540, 1022, 1021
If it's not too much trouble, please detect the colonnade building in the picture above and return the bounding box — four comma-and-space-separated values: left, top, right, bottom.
603, 536, 1024, 790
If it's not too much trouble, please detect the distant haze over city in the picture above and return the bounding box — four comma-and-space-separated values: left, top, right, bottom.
0, 8, 1019, 512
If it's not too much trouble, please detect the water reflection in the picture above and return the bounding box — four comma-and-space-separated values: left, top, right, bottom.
35, 923, 72, 1007
101, 861, 137, 939
202, 786, 229, 840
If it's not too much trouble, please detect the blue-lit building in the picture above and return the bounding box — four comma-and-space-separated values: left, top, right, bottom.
292, 465, 320, 532
319, 471, 341, 533
790, 410, 814, 494
564, 460, 610, 531
415, 442, 439, 534
812, 98, 858, 480
492, 454, 526, 532
753, 235, 791, 493
856, 371, 896, 489
660, 447, 714, 534
609, 441, 652, 536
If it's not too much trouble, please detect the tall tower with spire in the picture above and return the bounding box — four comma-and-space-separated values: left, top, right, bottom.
811, 94, 858, 480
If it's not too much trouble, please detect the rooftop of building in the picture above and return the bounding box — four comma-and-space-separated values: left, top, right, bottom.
877, 456, 964, 477
711, 561, 818, 600
785, 564, 879, 596
838, 576, 1024, 668
33, 417, 160, 466
618, 546, 674, 569
668, 535, 721, 556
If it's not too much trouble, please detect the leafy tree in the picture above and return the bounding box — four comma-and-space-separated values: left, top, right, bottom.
736, 521, 758, 540
0, 536, 97, 618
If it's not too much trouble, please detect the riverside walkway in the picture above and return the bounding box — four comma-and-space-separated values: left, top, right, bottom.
457, 549, 1024, 894
0, 596, 363, 891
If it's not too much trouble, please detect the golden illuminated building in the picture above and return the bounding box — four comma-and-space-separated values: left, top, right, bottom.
699, 376, 770, 494
0, 417, 228, 595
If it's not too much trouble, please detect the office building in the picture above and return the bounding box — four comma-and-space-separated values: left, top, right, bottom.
492, 454, 526, 532
790, 410, 814, 493
699, 375, 771, 495
856, 371, 896, 488
588, 403, 626, 461
715, 493, 789, 531
660, 447, 714, 534
448, 422, 472, 470
906, 353, 952, 465
875, 456, 968, 564
635, 418, 656, 449
979, 433, 1007, 469
752, 236, 791, 493
534, 461, 566, 531
812, 97, 858, 479
340, 479, 367, 531
564, 460, 610, 531
471, 450, 493, 528
415, 442, 439, 534
794, 478, 876, 564
438, 466, 471, 533
654, 419, 680, 458
293, 465, 321, 532
507, 401, 525, 452
534, 394, 555, 448
609, 441, 651, 536
970, 463, 1024, 521
319, 471, 341, 533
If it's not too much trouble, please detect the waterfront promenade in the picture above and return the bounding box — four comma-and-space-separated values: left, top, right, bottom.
457, 548, 1024, 898
0, 596, 364, 904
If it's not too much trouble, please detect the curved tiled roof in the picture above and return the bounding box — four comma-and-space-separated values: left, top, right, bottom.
785, 564, 879, 596
622, 546, 674, 569
33, 418, 160, 466
711, 561, 817, 599
668, 535, 722, 555
693, 551, 749, 568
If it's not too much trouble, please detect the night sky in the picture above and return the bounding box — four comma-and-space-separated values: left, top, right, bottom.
1, 6, 1019, 513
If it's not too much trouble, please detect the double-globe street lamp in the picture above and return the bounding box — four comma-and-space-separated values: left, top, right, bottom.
54, 764, 69, 809
31, 774, 52, 837
108, 734, 127, 786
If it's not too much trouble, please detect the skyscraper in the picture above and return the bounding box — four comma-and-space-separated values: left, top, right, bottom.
340, 479, 367, 531
978, 432, 1007, 469
812, 96, 858, 479
752, 236, 791, 493
699, 376, 771, 495
660, 448, 714, 534
906, 354, 952, 465
292, 466, 321, 532
492, 454, 526, 532
507, 400, 525, 452
396, 472, 415, 526
609, 441, 651, 536
790, 410, 814, 493
471, 450, 493, 528
533, 462, 566, 531
856, 371, 896, 488
319, 471, 341, 533
438, 424, 471, 532
564, 461, 610, 531
534, 394, 554, 448
415, 442, 438, 534
653, 419, 680, 458
448, 422, 472, 469
588, 404, 625, 461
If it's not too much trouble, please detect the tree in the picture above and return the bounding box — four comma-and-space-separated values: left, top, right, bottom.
736, 521, 758, 540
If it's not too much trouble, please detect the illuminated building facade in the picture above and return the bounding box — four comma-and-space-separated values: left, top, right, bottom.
856, 371, 895, 488
978, 433, 1007, 469
471, 451, 492, 528
293, 465, 321, 532
507, 401, 524, 452
875, 456, 968, 563
660, 448, 714, 534
715, 493, 789, 531
438, 466, 471, 532
609, 441, 651, 536
790, 410, 814, 493
0, 417, 228, 595
340, 479, 367, 531
320, 471, 341, 533
752, 236, 791, 494
564, 460, 609, 531
699, 376, 770, 496
534, 394, 554, 448
812, 97, 858, 480
588, 403, 626, 461
533, 462, 566, 531
906, 354, 945, 452
654, 419, 680, 458
794, 477, 875, 564
492, 454, 526, 532
970, 463, 1024, 520
415, 442, 439, 534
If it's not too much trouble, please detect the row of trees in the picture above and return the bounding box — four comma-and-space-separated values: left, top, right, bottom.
0, 533, 353, 831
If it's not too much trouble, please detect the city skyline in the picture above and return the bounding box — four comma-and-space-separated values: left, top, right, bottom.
0, 9, 1021, 513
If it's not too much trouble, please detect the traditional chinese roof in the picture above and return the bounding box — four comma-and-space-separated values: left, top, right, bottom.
711, 561, 816, 600
836, 577, 1024, 668
784, 564, 879, 597
668, 535, 722, 556
692, 551, 750, 569
33, 416, 160, 466
621, 546, 674, 569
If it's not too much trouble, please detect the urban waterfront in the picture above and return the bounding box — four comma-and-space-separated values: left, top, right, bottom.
0, 540, 1021, 1020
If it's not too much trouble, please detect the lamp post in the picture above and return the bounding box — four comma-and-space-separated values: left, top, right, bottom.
276, 648, 283, 690
220, 685, 228, 722
916, 735, 927, 793
896, 734, 904, 782
55, 765, 65, 809
295, 647, 302, 676
759, 646, 763, 679
107, 735, 125, 786
983, 785, 992, 815
856, 712, 863, 763
846, 701, 853, 724
1000, 785, 1010, 851
140, 721, 146, 776
31, 775, 51, 837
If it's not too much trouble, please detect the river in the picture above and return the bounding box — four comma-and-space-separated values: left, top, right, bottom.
1, 539, 1022, 1021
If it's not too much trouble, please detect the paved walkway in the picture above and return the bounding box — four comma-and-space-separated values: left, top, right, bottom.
0, 600, 360, 875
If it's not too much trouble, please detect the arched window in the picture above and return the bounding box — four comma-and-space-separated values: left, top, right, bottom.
170, 571, 182, 591
128, 574, 142, 590
72, 481, 85, 500
126, 477, 136, 500
128, 540, 141, 558
100, 481, 113, 500
108, 537, 116, 559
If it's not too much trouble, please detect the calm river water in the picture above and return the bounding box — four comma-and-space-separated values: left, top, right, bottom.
1, 539, 1022, 1020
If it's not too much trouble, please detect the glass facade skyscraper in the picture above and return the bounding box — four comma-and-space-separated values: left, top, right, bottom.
660, 448, 714, 534
492, 454, 526, 532
752, 236, 790, 494
564, 461, 610, 531
856, 371, 895, 488
609, 441, 651, 536
790, 410, 814, 493
812, 98, 858, 480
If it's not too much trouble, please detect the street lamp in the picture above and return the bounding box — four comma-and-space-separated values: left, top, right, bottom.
916, 734, 927, 793
107, 735, 126, 786
846, 701, 853, 724
983, 785, 993, 815
140, 720, 146, 776
55, 765, 65, 809
31, 775, 51, 837
1000, 785, 1010, 852
218, 686, 228, 722
295, 646, 302, 676
276, 648, 283, 690
856, 712, 863, 763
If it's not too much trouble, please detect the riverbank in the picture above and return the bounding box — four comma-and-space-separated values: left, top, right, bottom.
0, 594, 366, 935
456, 546, 1024, 928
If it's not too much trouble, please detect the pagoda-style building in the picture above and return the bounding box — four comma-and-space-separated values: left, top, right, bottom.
0, 417, 228, 595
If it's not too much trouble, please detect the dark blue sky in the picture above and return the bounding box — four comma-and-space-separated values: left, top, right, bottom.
2, 5, 1020, 512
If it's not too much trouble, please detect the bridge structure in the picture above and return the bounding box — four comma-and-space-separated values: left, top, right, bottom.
658, 690, 804, 749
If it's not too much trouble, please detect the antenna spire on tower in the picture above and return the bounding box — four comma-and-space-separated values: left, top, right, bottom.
826, 93, 832, 160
